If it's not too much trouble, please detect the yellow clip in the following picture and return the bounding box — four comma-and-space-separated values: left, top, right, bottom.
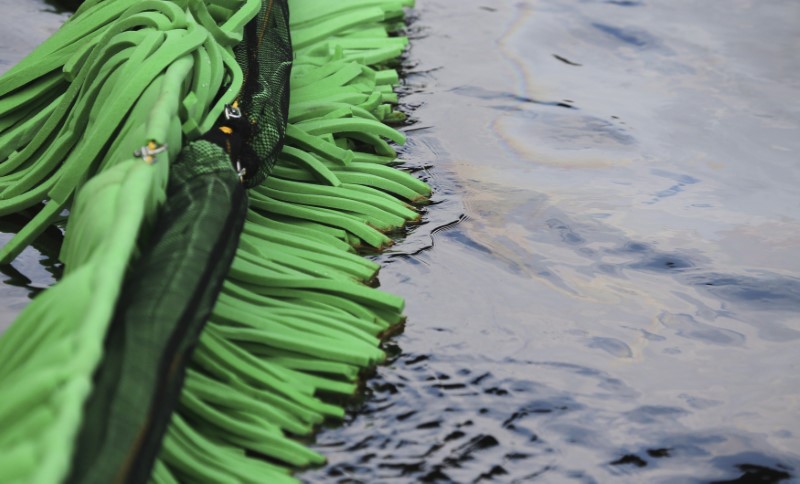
134, 141, 167, 164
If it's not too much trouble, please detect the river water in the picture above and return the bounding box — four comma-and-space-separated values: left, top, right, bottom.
2, 0, 799, 482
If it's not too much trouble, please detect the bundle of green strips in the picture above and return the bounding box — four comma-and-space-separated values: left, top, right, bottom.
0, 0, 426, 482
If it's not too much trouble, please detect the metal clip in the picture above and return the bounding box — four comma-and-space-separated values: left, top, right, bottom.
225, 104, 242, 120
236, 161, 247, 184
134, 142, 168, 164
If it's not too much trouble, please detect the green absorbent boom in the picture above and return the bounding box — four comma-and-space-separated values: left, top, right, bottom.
0, 0, 428, 482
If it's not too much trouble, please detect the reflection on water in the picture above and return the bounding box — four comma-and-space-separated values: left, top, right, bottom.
306, 0, 800, 482
2, 0, 800, 482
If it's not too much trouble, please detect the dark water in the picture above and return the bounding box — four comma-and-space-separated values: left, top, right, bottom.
3, 0, 800, 482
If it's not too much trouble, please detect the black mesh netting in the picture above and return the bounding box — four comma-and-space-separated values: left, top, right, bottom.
204, 0, 292, 188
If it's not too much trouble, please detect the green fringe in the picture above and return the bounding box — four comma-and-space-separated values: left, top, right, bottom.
0, 0, 424, 482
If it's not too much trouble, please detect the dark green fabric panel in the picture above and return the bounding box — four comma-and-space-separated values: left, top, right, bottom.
68, 140, 248, 484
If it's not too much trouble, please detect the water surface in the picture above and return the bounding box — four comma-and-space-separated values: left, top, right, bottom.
2, 0, 799, 482
304, 0, 800, 482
